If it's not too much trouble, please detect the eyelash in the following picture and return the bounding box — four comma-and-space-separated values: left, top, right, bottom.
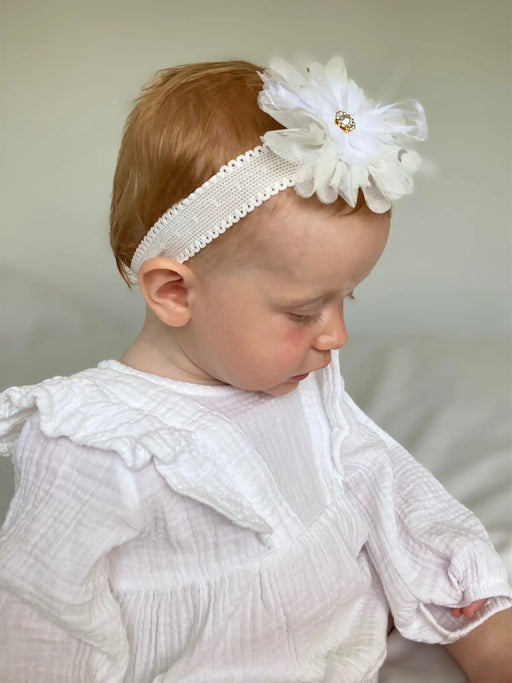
290, 294, 355, 324
291, 311, 322, 325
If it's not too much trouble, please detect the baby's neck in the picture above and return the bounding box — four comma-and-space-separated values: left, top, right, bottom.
119, 341, 188, 382
119, 313, 223, 386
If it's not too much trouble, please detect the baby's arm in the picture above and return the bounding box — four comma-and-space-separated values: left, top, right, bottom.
0, 419, 143, 681
444, 608, 512, 683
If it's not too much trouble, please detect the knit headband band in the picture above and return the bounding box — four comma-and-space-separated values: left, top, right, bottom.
130, 56, 427, 275
131, 146, 300, 273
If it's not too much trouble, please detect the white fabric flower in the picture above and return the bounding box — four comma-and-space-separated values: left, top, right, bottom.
258, 57, 428, 212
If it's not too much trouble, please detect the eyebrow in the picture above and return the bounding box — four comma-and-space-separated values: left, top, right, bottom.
272, 292, 333, 308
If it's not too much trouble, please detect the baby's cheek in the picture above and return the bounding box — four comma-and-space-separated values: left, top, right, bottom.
277, 331, 309, 364
283, 327, 309, 350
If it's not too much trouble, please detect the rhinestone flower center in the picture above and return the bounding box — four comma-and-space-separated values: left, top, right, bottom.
335, 110, 356, 133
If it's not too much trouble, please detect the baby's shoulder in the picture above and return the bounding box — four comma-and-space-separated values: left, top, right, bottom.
0, 363, 160, 459
13, 410, 139, 494
0, 361, 236, 471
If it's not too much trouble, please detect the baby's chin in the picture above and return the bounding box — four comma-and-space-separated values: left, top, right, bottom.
260, 381, 299, 397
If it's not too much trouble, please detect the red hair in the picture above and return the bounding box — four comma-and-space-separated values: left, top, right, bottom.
110, 61, 284, 284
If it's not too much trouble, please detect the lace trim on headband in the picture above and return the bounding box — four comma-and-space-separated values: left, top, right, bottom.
130, 145, 300, 272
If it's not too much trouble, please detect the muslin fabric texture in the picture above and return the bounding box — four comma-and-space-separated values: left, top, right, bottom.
0, 352, 510, 682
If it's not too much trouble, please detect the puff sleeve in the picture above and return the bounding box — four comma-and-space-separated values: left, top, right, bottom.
336, 393, 512, 645
0, 415, 144, 682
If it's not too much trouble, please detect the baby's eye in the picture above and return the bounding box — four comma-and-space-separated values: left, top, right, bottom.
289, 311, 321, 325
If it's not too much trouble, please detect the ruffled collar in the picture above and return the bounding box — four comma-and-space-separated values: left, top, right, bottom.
0, 361, 315, 547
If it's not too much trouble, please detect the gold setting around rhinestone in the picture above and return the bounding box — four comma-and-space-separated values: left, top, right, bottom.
335, 110, 356, 133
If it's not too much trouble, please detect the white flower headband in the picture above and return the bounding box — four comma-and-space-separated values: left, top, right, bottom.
130, 56, 427, 274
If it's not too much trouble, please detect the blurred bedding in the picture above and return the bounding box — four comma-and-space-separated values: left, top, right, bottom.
0, 267, 510, 681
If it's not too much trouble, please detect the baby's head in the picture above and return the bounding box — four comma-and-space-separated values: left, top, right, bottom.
110, 60, 281, 283
110, 57, 425, 395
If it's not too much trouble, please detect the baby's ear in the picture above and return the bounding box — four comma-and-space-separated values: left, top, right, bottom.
137, 257, 193, 327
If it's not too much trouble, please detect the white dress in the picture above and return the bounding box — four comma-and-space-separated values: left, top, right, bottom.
0, 353, 510, 682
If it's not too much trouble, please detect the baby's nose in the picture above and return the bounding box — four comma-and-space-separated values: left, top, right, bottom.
313, 308, 348, 351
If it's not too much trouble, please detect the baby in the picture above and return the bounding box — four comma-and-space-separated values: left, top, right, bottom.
0, 57, 510, 682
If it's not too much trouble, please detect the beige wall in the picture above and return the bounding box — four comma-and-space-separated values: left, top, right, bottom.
0, 0, 510, 338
